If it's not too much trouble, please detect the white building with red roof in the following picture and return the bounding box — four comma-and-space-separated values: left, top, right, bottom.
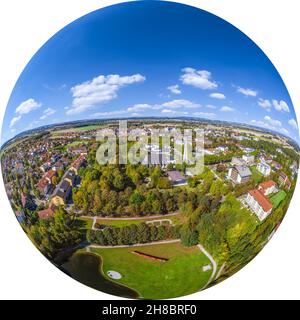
246, 189, 273, 221
258, 180, 277, 196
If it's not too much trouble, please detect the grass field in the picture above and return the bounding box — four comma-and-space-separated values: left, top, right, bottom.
77, 213, 184, 229
270, 190, 287, 209
90, 242, 212, 299
65, 140, 87, 148
54, 125, 104, 134
250, 166, 264, 184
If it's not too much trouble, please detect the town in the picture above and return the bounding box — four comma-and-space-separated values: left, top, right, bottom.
1, 119, 299, 299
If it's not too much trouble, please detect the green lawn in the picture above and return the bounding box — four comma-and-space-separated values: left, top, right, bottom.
270, 190, 287, 209
250, 166, 264, 184
65, 140, 87, 148
91, 242, 212, 299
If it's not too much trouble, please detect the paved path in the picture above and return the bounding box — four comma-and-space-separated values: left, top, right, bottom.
81, 211, 180, 221
87, 239, 181, 250
215, 262, 226, 280
197, 244, 218, 289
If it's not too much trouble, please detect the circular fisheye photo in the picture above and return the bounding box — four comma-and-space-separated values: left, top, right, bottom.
0, 1, 299, 299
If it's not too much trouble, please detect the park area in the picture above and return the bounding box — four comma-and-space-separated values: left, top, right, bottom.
89, 242, 212, 299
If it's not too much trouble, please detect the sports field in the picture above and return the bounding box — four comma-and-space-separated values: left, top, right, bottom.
90, 242, 212, 299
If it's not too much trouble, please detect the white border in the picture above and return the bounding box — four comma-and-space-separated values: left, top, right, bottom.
0, 0, 299, 300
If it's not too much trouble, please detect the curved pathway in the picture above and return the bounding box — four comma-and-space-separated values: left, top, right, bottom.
197, 244, 218, 290
87, 239, 181, 250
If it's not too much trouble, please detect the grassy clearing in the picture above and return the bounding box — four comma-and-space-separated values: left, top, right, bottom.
270, 190, 287, 209
250, 166, 264, 184
91, 242, 212, 299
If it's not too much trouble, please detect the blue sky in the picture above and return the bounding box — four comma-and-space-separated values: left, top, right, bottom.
1, 0, 299, 144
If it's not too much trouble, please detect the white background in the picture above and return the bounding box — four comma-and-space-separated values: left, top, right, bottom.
0, 0, 299, 300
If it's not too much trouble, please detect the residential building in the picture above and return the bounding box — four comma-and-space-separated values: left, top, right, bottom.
228, 165, 252, 184
258, 180, 277, 196
38, 203, 56, 220
246, 189, 273, 221
242, 154, 255, 165
167, 170, 187, 186
69, 155, 86, 174
278, 172, 291, 190
51, 179, 72, 206
257, 161, 271, 176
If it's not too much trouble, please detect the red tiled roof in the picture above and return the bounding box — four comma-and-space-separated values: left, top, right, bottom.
38, 207, 55, 219
71, 155, 86, 169
259, 180, 276, 190
249, 189, 273, 212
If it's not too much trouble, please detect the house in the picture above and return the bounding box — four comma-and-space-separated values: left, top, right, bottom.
271, 160, 282, 171
68, 145, 88, 155
15, 210, 25, 224
50, 179, 72, 206
278, 172, 291, 190
246, 189, 273, 221
38, 203, 56, 220
228, 166, 252, 184
231, 157, 245, 166
166, 170, 187, 186
64, 170, 77, 187
258, 180, 277, 196
290, 160, 298, 177
69, 155, 86, 174
37, 169, 57, 195
257, 161, 271, 176
242, 154, 255, 165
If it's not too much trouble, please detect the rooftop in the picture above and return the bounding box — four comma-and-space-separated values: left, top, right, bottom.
249, 189, 273, 212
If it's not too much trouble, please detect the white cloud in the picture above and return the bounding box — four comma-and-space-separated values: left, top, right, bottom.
210, 93, 226, 100
40, 107, 56, 120
15, 98, 42, 114
264, 115, 281, 127
127, 104, 154, 112
237, 87, 258, 97
67, 73, 145, 115
272, 99, 290, 112
220, 106, 234, 112
9, 98, 42, 128
251, 117, 289, 136
192, 112, 216, 118
9, 115, 21, 128
206, 104, 217, 109
161, 99, 200, 109
161, 109, 188, 115
258, 98, 271, 110
288, 118, 298, 130
180, 67, 217, 90
93, 110, 128, 118
167, 84, 181, 95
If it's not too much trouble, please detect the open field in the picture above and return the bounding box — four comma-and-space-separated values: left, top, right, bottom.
53, 125, 104, 134
90, 242, 212, 299
270, 190, 287, 209
65, 140, 87, 148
